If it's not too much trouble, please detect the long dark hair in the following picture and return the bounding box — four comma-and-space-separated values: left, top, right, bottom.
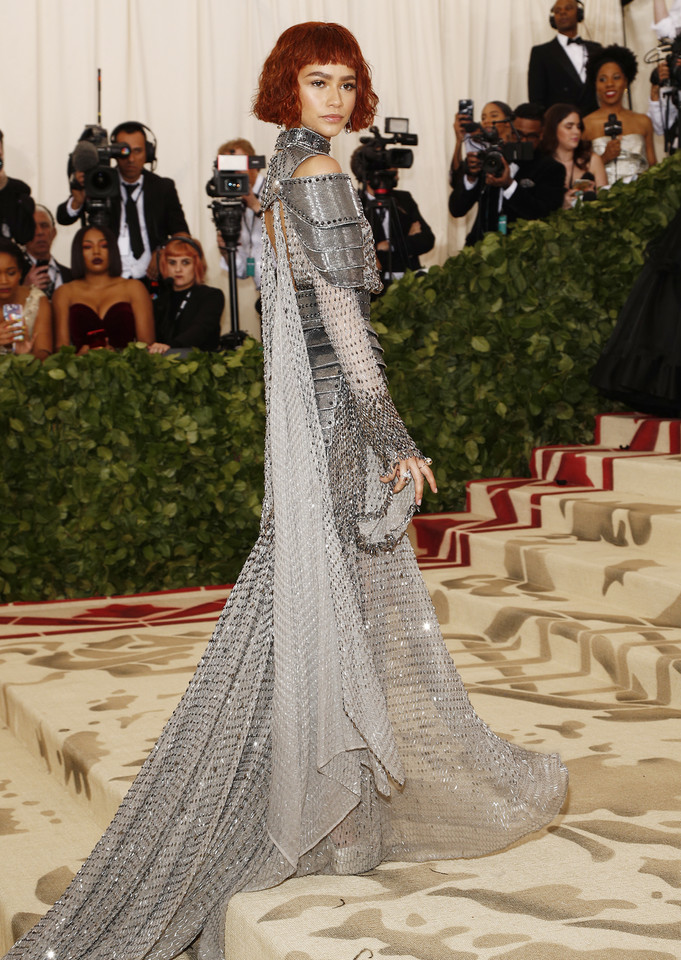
541, 103, 593, 171
70, 225, 122, 280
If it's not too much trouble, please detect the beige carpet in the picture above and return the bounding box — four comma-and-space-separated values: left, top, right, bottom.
1, 413, 680, 960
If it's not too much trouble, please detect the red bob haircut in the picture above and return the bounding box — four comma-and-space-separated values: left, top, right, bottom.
160, 234, 207, 285
253, 21, 378, 132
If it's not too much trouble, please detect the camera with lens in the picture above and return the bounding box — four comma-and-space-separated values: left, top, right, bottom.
649, 34, 681, 89
353, 118, 417, 194
206, 153, 266, 201
206, 152, 266, 351
206, 152, 266, 249
463, 119, 533, 179
67, 124, 132, 226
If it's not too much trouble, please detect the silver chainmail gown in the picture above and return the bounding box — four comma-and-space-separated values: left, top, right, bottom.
4, 126, 568, 960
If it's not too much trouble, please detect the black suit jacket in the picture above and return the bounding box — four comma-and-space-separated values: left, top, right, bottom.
153, 282, 224, 351
448, 153, 565, 246
358, 189, 435, 274
56, 260, 73, 285
528, 37, 601, 115
0, 177, 35, 244
56, 168, 188, 250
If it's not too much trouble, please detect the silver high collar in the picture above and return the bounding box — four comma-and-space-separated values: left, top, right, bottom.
274, 126, 331, 155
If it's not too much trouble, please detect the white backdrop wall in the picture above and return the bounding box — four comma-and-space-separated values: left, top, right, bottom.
0, 0, 663, 277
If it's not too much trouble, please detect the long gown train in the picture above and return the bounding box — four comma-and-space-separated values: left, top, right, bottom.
4, 126, 567, 960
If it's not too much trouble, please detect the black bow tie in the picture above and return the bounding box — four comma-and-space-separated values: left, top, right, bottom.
567, 36, 583, 45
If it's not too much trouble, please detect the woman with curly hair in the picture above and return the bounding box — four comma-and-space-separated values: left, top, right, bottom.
583, 44, 656, 184
541, 103, 607, 207
5, 23, 567, 960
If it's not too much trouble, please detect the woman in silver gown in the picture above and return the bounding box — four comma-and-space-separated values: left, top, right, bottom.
4, 22, 568, 960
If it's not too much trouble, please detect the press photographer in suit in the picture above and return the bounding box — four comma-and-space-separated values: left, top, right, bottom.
23, 205, 72, 299
528, 0, 602, 115
449, 102, 565, 247
57, 122, 188, 282
350, 146, 434, 288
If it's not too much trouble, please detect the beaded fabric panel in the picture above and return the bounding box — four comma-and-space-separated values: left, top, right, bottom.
2, 127, 567, 960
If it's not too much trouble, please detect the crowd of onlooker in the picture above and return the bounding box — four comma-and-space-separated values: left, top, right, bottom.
1, 0, 679, 360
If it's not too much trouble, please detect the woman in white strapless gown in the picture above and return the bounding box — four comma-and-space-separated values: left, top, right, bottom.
583, 44, 656, 185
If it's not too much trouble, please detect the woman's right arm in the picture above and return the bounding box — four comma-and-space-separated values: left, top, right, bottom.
53, 285, 71, 348
30, 296, 53, 359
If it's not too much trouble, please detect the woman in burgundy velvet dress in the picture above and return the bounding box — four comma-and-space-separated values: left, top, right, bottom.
53, 225, 153, 354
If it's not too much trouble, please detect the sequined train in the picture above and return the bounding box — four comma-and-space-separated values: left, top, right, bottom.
3, 126, 568, 960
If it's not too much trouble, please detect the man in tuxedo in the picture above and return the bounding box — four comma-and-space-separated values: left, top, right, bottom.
57, 122, 188, 281
528, 0, 601, 115
448, 103, 565, 247
23, 205, 72, 298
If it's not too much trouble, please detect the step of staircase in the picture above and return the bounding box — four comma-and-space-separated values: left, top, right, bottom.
464, 528, 681, 624
411, 412, 681, 719
0, 722, 103, 956
423, 566, 681, 710
0, 624, 210, 829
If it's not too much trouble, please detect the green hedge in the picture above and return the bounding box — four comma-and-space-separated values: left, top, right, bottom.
374, 151, 681, 511
1, 341, 266, 600
2, 154, 680, 602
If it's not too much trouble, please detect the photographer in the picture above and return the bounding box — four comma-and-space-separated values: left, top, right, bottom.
216, 138, 264, 292
23, 205, 72, 299
350, 146, 434, 287
57, 122, 189, 283
648, 1, 681, 147
448, 102, 564, 247
0, 130, 35, 244
212, 138, 264, 341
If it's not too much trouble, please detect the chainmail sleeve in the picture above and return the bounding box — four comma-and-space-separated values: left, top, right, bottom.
311, 270, 424, 474
273, 168, 425, 475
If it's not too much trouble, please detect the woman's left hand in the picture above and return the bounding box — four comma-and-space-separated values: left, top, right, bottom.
148, 342, 171, 354
381, 457, 437, 507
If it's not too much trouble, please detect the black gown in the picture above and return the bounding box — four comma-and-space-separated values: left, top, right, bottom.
591, 204, 681, 416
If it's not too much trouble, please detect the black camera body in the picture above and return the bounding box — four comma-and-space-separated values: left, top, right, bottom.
67, 124, 132, 226
651, 34, 681, 88
206, 155, 266, 200
355, 120, 417, 194
463, 122, 532, 178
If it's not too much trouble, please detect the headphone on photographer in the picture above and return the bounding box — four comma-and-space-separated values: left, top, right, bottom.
110, 121, 157, 169
550, 0, 585, 29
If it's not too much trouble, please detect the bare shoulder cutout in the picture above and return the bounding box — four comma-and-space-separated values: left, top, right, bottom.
293, 154, 343, 178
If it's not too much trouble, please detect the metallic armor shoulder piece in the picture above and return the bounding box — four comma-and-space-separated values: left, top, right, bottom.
277, 175, 365, 288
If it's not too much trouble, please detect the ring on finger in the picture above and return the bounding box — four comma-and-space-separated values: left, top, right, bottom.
400, 470, 410, 480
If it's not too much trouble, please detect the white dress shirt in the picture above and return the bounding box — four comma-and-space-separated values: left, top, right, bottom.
118, 174, 152, 279
557, 31, 587, 83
